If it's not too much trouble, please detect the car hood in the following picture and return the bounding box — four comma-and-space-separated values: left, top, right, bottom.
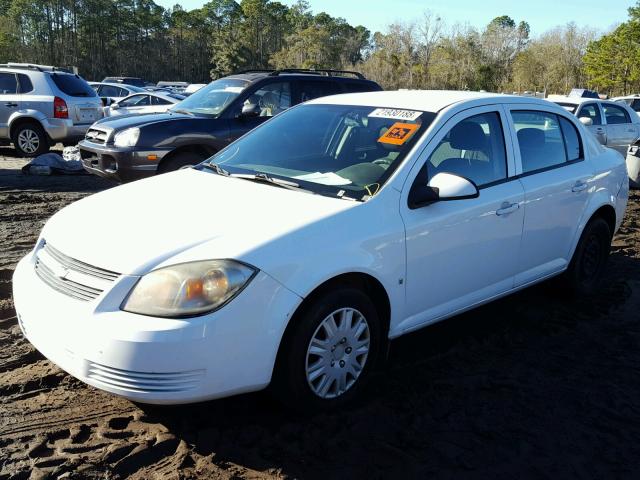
93, 111, 190, 130
40, 169, 354, 276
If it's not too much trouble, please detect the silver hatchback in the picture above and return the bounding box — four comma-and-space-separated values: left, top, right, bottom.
0, 63, 103, 156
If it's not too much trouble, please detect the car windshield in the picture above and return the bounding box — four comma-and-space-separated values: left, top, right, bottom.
554, 102, 578, 114
170, 78, 249, 117
125, 85, 146, 93
201, 103, 436, 201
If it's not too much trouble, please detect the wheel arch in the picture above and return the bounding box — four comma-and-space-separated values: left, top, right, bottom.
568, 199, 617, 262
272, 271, 392, 374
157, 144, 216, 171
9, 115, 47, 140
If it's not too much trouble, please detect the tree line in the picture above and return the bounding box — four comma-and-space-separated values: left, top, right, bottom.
0, 0, 638, 96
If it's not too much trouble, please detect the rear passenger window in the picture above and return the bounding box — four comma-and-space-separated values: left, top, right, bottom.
299, 81, 341, 102
17, 74, 33, 93
559, 117, 582, 161
0, 73, 17, 94
603, 104, 631, 124
426, 112, 507, 187
512, 111, 578, 173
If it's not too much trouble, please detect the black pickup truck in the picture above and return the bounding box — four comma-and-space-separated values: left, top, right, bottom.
79, 69, 382, 182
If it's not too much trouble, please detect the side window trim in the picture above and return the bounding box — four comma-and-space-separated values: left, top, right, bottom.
507, 107, 585, 178
0, 72, 18, 95
603, 102, 631, 125
407, 105, 514, 197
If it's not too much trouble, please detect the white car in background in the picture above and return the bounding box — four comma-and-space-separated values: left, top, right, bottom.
550, 96, 640, 157
13, 91, 628, 410
612, 94, 640, 113
551, 96, 640, 187
183, 84, 207, 96
104, 91, 186, 117
88, 82, 147, 103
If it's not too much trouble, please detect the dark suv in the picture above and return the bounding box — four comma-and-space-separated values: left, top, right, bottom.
79, 69, 382, 182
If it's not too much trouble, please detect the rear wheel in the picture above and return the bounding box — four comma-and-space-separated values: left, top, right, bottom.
157, 151, 204, 174
272, 288, 382, 412
560, 217, 611, 295
12, 123, 49, 157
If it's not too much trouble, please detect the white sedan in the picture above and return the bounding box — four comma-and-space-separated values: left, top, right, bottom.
13, 91, 628, 410
104, 92, 185, 117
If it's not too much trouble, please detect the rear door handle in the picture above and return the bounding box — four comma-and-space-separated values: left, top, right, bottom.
572, 181, 588, 193
496, 202, 520, 216
4, 102, 18, 107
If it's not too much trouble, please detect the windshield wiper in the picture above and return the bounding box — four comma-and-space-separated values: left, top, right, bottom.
201, 162, 230, 176
230, 172, 310, 192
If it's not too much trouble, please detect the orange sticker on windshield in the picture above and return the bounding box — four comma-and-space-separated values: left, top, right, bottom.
378, 122, 419, 145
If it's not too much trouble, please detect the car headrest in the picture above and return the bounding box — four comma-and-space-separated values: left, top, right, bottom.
450, 122, 487, 151
517, 128, 545, 150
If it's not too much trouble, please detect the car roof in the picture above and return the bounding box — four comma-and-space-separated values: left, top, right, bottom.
225, 71, 374, 83
307, 90, 557, 112
548, 95, 608, 105
95, 82, 143, 90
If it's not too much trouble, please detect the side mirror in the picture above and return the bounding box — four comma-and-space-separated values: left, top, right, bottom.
579, 116, 593, 127
241, 102, 260, 118
111, 102, 120, 110
409, 172, 479, 209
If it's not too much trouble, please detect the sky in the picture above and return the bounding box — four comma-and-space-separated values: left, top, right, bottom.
154, 0, 636, 36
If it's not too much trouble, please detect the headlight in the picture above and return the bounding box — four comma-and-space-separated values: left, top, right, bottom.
122, 260, 257, 317
113, 127, 140, 147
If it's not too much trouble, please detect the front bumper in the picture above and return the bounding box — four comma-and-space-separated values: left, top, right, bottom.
78, 140, 171, 183
12, 251, 302, 404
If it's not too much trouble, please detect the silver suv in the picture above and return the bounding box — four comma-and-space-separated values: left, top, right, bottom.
0, 63, 103, 156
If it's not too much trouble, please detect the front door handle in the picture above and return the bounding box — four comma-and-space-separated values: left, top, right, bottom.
572, 181, 588, 193
4, 102, 18, 107
496, 202, 520, 216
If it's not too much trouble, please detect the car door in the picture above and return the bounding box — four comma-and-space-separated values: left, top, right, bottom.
0, 72, 20, 139
601, 102, 638, 156
399, 106, 525, 332
225, 80, 293, 143
507, 107, 594, 286
576, 102, 606, 145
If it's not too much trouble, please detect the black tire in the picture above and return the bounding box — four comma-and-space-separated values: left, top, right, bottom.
560, 217, 611, 296
12, 122, 49, 157
157, 151, 204, 174
271, 287, 383, 412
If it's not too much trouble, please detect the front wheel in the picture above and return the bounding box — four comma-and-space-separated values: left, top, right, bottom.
157, 151, 204, 174
272, 288, 382, 412
560, 217, 611, 295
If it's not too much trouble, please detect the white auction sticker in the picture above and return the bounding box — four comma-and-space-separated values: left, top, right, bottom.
369, 108, 422, 121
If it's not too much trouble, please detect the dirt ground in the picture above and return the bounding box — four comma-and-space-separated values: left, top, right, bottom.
1, 148, 639, 479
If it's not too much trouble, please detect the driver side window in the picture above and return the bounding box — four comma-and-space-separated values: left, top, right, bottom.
426, 112, 507, 187
244, 82, 292, 118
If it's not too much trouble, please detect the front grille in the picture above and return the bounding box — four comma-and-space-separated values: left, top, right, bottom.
86, 362, 205, 393
85, 127, 110, 144
44, 243, 119, 281
34, 241, 120, 302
